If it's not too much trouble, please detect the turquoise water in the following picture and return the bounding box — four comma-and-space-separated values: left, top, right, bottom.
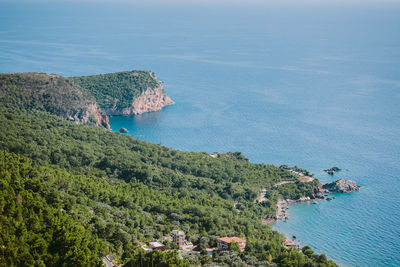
1, 1, 400, 266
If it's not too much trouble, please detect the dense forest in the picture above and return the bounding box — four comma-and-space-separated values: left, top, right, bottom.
0, 72, 337, 266
70, 71, 160, 110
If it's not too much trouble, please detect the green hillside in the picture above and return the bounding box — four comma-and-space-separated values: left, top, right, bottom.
0, 73, 109, 129
70, 71, 160, 110
0, 72, 337, 266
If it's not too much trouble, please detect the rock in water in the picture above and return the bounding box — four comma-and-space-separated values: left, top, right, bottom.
323, 166, 342, 175
322, 179, 360, 193
119, 127, 128, 133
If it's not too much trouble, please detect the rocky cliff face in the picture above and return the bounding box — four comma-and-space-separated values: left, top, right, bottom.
70, 70, 174, 116
103, 85, 174, 116
0, 73, 110, 129
322, 179, 360, 193
73, 103, 110, 130
1, 71, 174, 129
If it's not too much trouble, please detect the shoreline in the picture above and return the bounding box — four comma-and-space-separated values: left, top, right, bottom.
263, 178, 359, 224
276, 199, 290, 221
264, 197, 313, 224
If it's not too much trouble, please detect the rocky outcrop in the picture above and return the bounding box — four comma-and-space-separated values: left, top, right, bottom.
81, 103, 110, 130
65, 102, 110, 129
119, 127, 128, 133
322, 179, 360, 193
51, 99, 110, 129
103, 85, 174, 116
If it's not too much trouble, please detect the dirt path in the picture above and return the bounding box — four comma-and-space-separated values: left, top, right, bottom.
255, 189, 267, 202
275, 180, 295, 186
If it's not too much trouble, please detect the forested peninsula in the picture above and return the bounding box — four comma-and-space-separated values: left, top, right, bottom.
0, 71, 337, 266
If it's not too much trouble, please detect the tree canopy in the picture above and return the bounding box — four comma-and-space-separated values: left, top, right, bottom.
0, 71, 337, 266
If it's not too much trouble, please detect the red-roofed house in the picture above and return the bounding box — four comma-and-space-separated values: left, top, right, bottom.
217, 237, 246, 252
284, 239, 299, 249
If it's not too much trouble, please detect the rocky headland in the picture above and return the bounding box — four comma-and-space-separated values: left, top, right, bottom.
0, 71, 175, 130
103, 84, 174, 116
70, 70, 174, 117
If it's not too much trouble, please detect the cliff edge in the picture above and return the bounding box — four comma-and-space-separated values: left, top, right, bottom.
70, 70, 174, 116
103, 84, 174, 115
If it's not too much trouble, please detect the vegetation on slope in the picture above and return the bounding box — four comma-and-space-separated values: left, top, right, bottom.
0, 71, 337, 266
0, 150, 191, 266
0, 107, 335, 266
0, 73, 109, 128
70, 71, 160, 110
0, 151, 104, 266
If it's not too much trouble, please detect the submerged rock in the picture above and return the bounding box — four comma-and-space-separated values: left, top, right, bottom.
323, 166, 342, 175
322, 179, 360, 193
119, 127, 128, 133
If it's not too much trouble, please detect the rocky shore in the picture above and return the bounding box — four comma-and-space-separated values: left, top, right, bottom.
264, 179, 360, 224
264, 197, 312, 224
322, 179, 360, 193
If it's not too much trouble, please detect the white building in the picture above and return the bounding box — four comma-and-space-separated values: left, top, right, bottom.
172, 230, 185, 246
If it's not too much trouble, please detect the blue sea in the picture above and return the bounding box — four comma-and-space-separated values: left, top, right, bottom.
1, 1, 400, 266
